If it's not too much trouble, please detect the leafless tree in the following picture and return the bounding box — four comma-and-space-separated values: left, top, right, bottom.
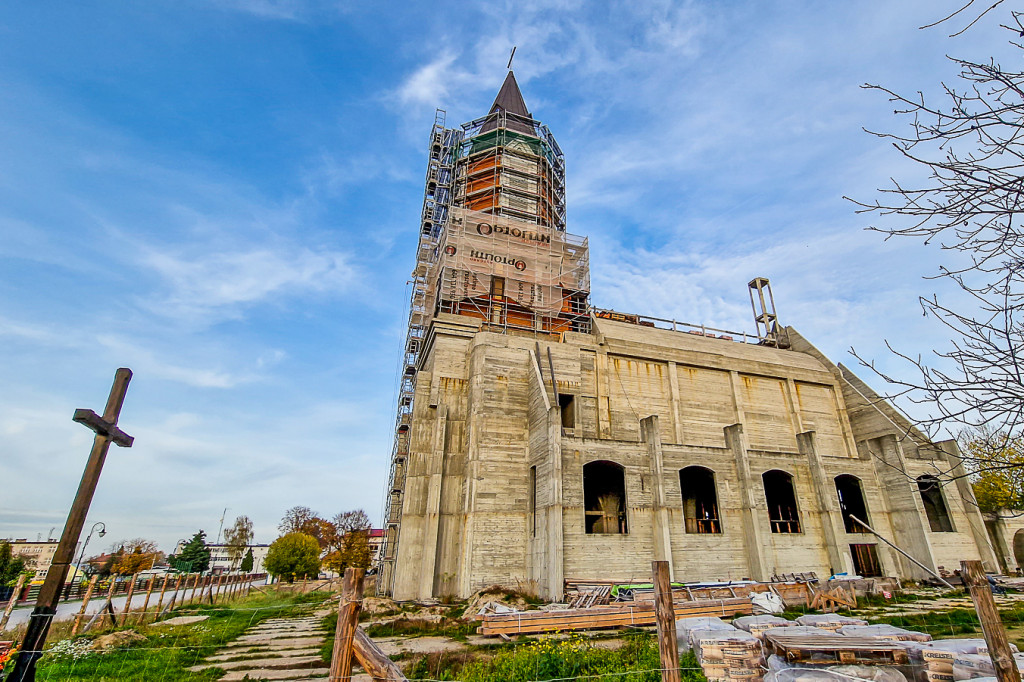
846, 8, 1024, 446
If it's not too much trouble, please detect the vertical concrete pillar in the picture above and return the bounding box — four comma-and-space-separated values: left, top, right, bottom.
546, 405, 564, 601
937, 439, 1000, 571
870, 435, 938, 579
418, 406, 448, 599
797, 430, 849, 575
985, 515, 1011, 574
642, 415, 674, 577
724, 424, 768, 581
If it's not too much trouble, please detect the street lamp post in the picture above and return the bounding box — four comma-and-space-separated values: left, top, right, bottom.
63, 522, 106, 601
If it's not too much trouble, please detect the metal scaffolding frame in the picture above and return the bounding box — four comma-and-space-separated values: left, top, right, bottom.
379, 110, 461, 595
379, 102, 586, 597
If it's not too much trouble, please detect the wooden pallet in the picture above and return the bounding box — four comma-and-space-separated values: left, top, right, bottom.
478, 597, 753, 636
765, 633, 909, 665
809, 585, 857, 612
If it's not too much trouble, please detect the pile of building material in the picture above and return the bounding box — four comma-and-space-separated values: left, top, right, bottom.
733, 615, 795, 640
917, 639, 1020, 682
678, 617, 765, 682
765, 632, 910, 666
477, 597, 752, 636
837, 625, 931, 643
794, 614, 868, 632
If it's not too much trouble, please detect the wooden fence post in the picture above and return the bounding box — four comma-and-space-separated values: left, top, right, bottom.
962, 560, 1021, 682
153, 575, 170, 619
121, 573, 139, 625
70, 575, 98, 636
0, 574, 27, 632
137, 576, 156, 623
329, 568, 365, 682
653, 560, 681, 682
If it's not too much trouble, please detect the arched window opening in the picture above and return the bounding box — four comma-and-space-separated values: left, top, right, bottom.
680, 466, 721, 534
835, 474, 870, 533
917, 475, 954, 532
763, 470, 801, 533
584, 461, 627, 534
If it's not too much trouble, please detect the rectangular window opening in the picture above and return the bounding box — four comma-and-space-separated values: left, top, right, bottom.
559, 394, 575, 430
850, 543, 883, 577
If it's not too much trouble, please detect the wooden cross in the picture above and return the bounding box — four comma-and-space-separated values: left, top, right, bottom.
7, 368, 134, 682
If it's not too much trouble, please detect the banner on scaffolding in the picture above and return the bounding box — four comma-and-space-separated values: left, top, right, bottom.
431, 208, 589, 315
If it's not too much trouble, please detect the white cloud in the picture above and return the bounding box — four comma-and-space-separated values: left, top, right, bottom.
141, 245, 354, 322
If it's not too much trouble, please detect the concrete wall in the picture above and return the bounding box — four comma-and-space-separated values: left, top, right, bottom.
390, 315, 997, 600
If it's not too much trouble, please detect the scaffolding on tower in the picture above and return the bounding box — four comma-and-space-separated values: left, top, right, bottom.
379, 87, 590, 596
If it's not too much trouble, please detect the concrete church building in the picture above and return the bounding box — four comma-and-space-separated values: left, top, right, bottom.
378, 72, 999, 601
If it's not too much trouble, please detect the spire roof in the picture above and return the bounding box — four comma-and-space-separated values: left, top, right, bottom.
480, 71, 536, 136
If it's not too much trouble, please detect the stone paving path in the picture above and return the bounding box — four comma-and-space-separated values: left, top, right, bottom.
188, 614, 337, 681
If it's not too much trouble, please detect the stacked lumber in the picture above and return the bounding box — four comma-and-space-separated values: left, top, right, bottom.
765, 632, 910, 666
568, 585, 611, 608
478, 597, 752, 636
631, 582, 811, 608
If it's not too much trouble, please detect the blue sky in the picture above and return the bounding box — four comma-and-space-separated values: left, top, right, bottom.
0, 1, 1011, 551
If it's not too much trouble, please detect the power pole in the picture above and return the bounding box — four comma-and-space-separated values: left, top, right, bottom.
8, 369, 134, 682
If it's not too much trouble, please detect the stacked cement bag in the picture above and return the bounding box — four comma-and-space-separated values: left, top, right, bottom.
735, 615, 794, 640
690, 628, 764, 682
838, 625, 932, 643
951, 652, 1024, 680
676, 616, 735, 652
918, 638, 1018, 682
796, 614, 869, 632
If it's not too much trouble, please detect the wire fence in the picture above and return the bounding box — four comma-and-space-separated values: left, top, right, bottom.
2, 576, 1023, 682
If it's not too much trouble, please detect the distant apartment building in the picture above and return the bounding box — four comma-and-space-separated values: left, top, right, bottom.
5, 540, 59, 579
172, 541, 270, 574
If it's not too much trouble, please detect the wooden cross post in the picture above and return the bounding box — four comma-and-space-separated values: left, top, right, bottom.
8, 368, 133, 682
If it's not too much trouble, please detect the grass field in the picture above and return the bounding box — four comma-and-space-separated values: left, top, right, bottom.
8, 590, 328, 682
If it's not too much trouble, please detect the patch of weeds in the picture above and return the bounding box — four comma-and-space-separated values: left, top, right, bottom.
445, 631, 692, 682
405, 649, 480, 680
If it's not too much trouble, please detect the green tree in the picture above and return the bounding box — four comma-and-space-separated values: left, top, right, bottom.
111, 538, 162, 574
240, 548, 254, 573
177, 531, 212, 572
324, 510, 372, 574
0, 542, 27, 586
963, 431, 1024, 512
223, 515, 254, 570
265, 532, 320, 583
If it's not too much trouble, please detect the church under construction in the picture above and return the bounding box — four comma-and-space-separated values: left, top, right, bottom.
378, 71, 999, 601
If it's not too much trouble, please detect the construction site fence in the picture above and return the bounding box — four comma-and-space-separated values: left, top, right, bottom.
3, 567, 1024, 682
0, 572, 269, 609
